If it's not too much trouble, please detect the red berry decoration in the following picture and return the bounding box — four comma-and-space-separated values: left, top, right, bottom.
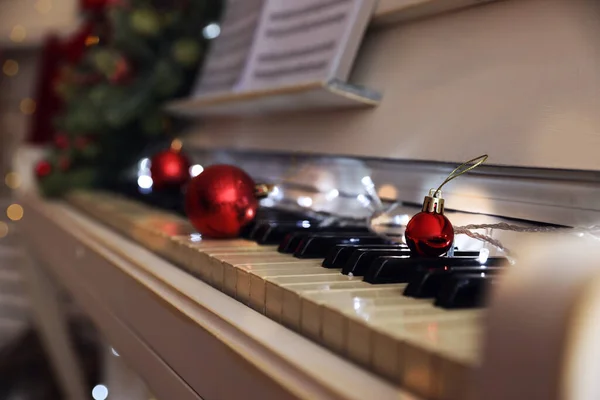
74, 136, 91, 150
54, 133, 69, 149
150, 146, 191, 190
35, 160, 53, 179
109, 57, 132, 85
185, 165, 258, 239
405, 190, 454, 257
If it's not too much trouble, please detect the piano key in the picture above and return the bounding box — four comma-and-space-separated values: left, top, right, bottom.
343, 250, 482, 277
278, 230, 373, 254
255, 222, 368, 245
265, 275, 365, 327
404, 266, 504, 298
248, 266, 336, 312
300, 286, 410, 341
435, 273, 497, 309
322, 244, 408, 269
278, 231, 310, 253
380, 321, 481, 399
294, 234, 387, 259
345, 307, 482, 370
364, 256, 508, 284
341, 248, 412, 275
265, 280, 377, 323
232, 260, 318, 305
250, 221, 307, 243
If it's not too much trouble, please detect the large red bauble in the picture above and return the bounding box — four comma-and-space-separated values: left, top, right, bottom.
405, 211, 454, 257
150, 149, 191, 190
185, 165, 258, 238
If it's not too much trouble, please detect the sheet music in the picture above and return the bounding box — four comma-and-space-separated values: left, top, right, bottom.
193, 0, 266, 96
237, 0, 377, 91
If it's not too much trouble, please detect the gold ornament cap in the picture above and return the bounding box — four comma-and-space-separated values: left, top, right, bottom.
422, 189, 445, 214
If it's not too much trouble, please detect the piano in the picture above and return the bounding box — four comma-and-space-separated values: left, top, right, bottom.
14, 0, 600, 399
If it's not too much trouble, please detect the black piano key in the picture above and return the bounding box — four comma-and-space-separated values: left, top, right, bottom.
251, 221, 303, 243
404, 266, 504, 298
342, 248, 411, 276
278, 231, 311, 253
363, 256, 507, 284
293, 234, 387, 259
322, 244, 408, 269
435, 273, 496, 309
278, 227, 371, 253
240, 221, 259, 239
258, 223, 368, 245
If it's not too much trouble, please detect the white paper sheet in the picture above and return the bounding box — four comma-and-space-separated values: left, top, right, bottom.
237, 0, 377, 91
193, 0, 266, 96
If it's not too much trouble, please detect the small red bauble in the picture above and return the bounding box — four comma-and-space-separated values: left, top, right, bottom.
405, 190, 454, 257
150, 149, 191, 190
35, 160, 52, 179
185, 165, 258, 238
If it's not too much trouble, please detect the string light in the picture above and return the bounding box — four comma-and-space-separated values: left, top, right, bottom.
35, 0, 52, 14
10, 25, 27, 43
0, 222, 8, 239
91, 385, 108, 400
202, 23, 221, 40
170, 138, 183, 152
5, 172, 21, 189
2, 60, 19, 77
20, 98, 36, 115
6, 204, 23, 221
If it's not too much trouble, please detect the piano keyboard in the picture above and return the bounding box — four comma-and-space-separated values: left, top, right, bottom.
67, 190, 507, 400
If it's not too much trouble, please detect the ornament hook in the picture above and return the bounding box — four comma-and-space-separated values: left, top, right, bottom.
434, 154, 488, 197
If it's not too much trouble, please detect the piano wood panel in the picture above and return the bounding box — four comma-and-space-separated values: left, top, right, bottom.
185, 0, 600, 172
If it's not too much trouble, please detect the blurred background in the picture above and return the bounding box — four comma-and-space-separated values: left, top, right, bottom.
0, 0, 223, 398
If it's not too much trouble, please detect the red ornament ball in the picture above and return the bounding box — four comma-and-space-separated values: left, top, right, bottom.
405, 211, 454, 257
35, 160, 52, 179
185, 165, 258, 238
150, 149, 191, 190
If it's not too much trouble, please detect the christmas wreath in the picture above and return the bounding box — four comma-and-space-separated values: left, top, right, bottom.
31, 0, 222, 197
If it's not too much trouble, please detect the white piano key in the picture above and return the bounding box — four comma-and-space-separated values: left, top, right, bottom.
301, 286, 409, 341
266, 280, 373, 323
235, 261, 316, 307
249, 266, 334, 313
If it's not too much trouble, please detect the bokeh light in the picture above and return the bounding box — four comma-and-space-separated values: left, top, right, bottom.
20, 98, 36, 115
10, 25, 27, 43
6, 204, 24, 221
0, 222, 8, 239
5, 172, 21, 189
35, 0, 52, 14
3, 60, 19, 77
